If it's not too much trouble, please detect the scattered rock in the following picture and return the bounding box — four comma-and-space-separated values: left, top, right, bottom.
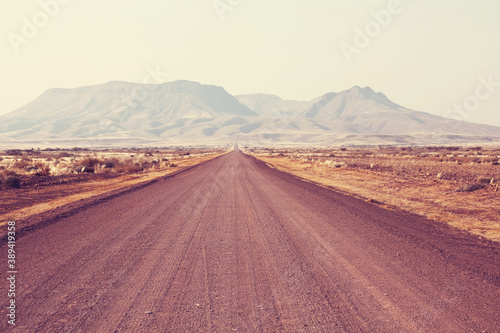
24, 165, 39, 172
74, 165, 95, 174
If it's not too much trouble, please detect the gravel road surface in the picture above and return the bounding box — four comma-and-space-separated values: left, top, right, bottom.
2, 150, 499, 332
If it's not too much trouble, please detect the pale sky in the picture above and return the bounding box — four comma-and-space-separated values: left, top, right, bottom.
2, 0, 500, 126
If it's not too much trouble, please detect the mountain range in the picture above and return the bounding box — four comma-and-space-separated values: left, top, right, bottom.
1, 80, 500, 147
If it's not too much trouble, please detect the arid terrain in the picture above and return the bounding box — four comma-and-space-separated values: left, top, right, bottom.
0, 147, 227, 227
1, 149, 499, 332
247, 146, 500, 242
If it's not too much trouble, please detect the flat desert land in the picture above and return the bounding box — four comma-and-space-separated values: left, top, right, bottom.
0, 147, 227, 228
248, 146, 500, 242
1, 149, 498, 332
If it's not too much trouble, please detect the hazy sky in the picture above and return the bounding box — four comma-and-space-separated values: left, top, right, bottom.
2, 0, 500, 125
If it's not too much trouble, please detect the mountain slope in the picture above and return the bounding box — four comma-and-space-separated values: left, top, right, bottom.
300, 86, 500, 136
236, 93, 313, 116
1, 81, 500, 146
0, 80, 257, 141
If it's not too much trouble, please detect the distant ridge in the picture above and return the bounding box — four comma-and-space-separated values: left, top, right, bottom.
1, 80, 499, 146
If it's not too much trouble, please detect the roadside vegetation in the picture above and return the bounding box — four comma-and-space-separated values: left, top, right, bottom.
247, 146, 500, 242
0, 147, 221, 188
0, 147, 227, 224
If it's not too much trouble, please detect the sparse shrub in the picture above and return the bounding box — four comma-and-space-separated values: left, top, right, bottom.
477, 176, 493, 184
13, 160, 30, 170
457, 183, 485, 192
5, 149, 22, 156
35, 164, 51, 176
102, 160, 116, 168
57, 152, 72, 158
3, 176, 21, 188
2, 170, 18, 177
113, 162, 142, 174
80, 157, 101, 168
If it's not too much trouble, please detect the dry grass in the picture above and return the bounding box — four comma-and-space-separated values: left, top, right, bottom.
0, 148, 228, 226
248, 146, 500, 242
0, 147, 225, 180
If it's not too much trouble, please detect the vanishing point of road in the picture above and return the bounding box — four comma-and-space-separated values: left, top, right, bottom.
2, 150, 499, 332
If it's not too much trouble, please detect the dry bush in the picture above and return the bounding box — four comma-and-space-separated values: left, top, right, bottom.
477, 176, 494, 184
102, 159, 117, 169
5, 149, 23, 156
457, 183, 485, 192
13, 159, 31, 170
2, 170, 19, 178
80, 157, 102, 168
57, 152, 73, 158
35, 163, 51, 176
3, 176, 21, 188
113, 162, 143, 174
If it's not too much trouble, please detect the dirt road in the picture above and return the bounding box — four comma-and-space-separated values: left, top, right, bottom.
2, 150, 499, 332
